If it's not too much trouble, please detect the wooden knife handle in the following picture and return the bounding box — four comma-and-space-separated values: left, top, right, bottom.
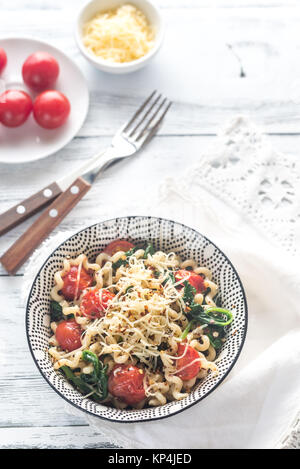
0, 182, 62, 237
1, 177, 91, 275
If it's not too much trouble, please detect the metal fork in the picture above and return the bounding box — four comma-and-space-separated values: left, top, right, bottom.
1, 91, 172, 274
82, 91, 171, 184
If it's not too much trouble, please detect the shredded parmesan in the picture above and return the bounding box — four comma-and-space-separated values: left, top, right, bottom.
82, 4, 155, 63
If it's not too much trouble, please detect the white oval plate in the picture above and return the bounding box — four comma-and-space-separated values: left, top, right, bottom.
0, 37, 89, 164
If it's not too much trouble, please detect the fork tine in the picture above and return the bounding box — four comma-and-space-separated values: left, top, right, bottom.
122, 90, 157, 133
138, 111, 167, 146
136, 98, 172, 142
128, 93, 162, 137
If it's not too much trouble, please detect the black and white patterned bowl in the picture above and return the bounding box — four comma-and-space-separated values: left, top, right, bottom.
26, 216, 248, 423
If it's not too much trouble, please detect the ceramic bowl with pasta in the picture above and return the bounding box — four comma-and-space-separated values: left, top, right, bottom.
26, 216, 247, 423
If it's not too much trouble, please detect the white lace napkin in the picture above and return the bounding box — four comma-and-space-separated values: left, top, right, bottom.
23, 117, 300, 449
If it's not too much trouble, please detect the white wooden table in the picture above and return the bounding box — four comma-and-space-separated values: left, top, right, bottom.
1, 0, 300, 449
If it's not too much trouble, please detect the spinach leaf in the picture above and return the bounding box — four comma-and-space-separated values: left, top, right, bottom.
203, 325, 226, 350
168, 272, 176, 283
50, 300, 74, 321
60, 366, 104, 400
178, 274, 233, 347
208, 335, 223, 350
112, 258, 127, 269
125, 246, 139, 257
81, 350, 101, 384
144, 243, 155, 258
112, 246, 139, 269
162, 271, 175, 286
180, 311, 231, 345
60, 351, 108, 401
81, 350, 108, 400
187, 305, 233, 327
50, 301, 63, 322
179, 281, 233, 342
179, 281, 233, 327
182, 281, 196, 305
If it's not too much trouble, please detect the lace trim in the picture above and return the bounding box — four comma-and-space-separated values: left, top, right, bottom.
276, 412, 300, 449
161, 116, 300, 258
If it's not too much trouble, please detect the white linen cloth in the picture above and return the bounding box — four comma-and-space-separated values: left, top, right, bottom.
23, 117, 300, 449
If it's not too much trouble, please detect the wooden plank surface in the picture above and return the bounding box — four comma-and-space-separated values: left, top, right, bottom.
1, 133, 299, 271
1, 2, 300, 134
0, 426, 118, 449
0, 0, 300, 449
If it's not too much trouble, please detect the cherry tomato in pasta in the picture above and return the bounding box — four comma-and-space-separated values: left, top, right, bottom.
61, 265, 93, 301
80, 288, 115, 319
22, 51, 59, 91
103, 240, 135, 256
175, 269, 206, 294
176, 342, 201, 381
0, 90, 32, 127
0, 48, 7, 74
55, 319, 82, 352
108, 364, 146, 405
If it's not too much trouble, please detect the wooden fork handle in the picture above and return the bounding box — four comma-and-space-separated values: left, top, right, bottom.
0, 182, 62, 237
1, 177, 91, 275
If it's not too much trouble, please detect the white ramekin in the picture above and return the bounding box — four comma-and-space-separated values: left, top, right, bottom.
75, 0, 164, 74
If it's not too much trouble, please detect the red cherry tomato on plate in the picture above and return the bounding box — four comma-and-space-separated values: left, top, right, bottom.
33, 90, 70, 129
55, 319, 82, 352
103, 240, 135, 256
0, 90, 32, 128
61, 265, 93, 301
0, 47, 7, 74
176, 342, 201, 381
22, 51, 59, 91
175, 269, 205, 293
80, 288, 115, 319
108, 364, 146, 405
